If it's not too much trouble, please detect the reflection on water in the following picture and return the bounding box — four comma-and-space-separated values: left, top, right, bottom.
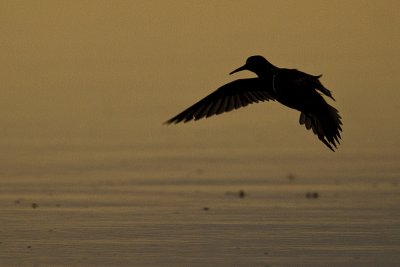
1, 134, 399, 266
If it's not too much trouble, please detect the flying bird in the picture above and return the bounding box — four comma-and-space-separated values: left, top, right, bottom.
164, 55, 342, 151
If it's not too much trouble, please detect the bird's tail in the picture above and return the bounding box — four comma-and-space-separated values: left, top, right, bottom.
299, 104, 342, 151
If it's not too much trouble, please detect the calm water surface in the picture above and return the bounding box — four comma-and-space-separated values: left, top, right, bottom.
1, 132, 399, 267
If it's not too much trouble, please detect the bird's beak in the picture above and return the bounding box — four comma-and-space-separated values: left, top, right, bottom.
229, 64, 247, 75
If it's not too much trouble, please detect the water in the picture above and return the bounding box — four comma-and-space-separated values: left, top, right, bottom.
1, 132, 399, 267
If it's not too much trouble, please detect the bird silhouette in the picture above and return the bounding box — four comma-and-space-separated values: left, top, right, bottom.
164, 55, 342, 151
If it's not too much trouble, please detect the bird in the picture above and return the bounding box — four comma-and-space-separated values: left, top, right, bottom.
164, 55, 342, 151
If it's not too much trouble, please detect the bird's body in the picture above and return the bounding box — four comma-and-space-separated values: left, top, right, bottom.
165, 56, 342, 151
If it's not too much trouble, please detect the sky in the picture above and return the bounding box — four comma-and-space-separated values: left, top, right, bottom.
1, 0, 399, 156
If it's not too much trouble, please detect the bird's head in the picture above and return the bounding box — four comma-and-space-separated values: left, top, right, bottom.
229, 55, 276, 77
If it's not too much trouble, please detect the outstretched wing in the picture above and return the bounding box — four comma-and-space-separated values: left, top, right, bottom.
299, 104, 342, 151
165, 78, 275, 124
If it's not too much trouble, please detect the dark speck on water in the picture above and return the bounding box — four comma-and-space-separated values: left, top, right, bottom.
306, 192, 319, 199
287, 173, 296, 181
225, 190, 246, 198
31, 203, 38, 208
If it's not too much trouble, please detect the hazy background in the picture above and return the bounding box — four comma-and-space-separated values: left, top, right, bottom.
0, 0, 399, 181
1, 0, 399, 181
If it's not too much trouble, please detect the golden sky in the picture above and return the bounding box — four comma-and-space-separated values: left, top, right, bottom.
1, 1, 399, 154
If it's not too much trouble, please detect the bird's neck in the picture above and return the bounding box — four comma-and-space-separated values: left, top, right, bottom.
254, 67, 278, 78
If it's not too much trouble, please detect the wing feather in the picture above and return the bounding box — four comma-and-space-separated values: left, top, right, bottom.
226, 96, 235, 112
165, 78, 275, 124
